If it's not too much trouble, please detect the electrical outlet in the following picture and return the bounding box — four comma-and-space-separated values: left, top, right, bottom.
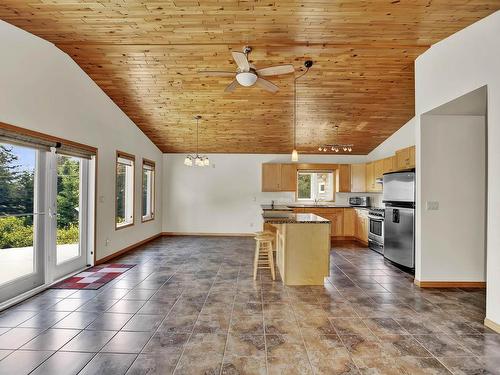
105, 238, 110, 246
426, 201, 439, 210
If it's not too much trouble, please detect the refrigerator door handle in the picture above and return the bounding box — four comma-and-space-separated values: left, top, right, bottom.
392, 209, 400, 223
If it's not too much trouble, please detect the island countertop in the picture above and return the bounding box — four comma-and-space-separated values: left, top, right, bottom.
262, 212, 330, 224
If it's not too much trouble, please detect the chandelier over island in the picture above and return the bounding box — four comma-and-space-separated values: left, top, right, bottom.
318, 125, 354, 153
184, 115, 210, 167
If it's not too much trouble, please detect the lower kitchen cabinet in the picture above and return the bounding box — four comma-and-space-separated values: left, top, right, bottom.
297, 207, 368, 244
354, 208, 369, 244
343, 208, 356, 236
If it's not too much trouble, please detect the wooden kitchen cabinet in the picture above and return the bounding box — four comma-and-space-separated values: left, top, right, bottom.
336, 164, 351, 193
280, 164, 297, 191
365, 162, 375, 192
351, 163, 366, 193
328, 209, 344, 236
302, 207, 343, 237
374, 159, 384, 180
365, 162, 382, 192
383, 156, 396, 174
354, 209, 369, 244
343, 208, 356, 236
261, 163, 297, 192
396, 146, 415, 170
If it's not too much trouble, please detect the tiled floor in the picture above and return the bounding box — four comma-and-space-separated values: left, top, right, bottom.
0, 236, 499, 374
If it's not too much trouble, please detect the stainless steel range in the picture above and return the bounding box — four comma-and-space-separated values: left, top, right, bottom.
368, 208, 385, 255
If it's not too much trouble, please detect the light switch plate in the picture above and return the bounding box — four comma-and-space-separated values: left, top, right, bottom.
426, 201, 439, 210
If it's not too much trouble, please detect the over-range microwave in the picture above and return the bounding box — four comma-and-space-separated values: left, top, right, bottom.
349, 196, 371, 207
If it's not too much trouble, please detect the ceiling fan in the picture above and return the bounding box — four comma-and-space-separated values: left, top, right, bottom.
199, 46, 294, 93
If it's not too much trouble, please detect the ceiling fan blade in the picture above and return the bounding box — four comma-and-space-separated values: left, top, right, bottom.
198, 71, 235, 77
225, 80, 239, 93
231, 51, 250, 71
255, 77, 279, 93
256, 64, 295, 76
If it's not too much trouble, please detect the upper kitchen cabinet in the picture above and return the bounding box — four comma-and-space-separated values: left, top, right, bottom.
336, 164, 351, 192
396, 146, 416, 170
350, 163, 366, 193
261, 163, 297, 192
366, 162, 382, 192
374, 159, 384, 180
365, 162, 375, 192
383, 156, 396, 174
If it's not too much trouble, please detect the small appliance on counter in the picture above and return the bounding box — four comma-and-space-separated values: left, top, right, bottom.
383, 170, 415, 269
368, 208, 384, 255
349, 196, 371, 207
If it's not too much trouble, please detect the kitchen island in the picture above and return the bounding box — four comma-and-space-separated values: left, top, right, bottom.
263, 211, 330, 285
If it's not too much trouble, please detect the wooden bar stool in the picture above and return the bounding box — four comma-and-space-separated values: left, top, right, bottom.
253, 233, 276, 280
254, 230, 275, 251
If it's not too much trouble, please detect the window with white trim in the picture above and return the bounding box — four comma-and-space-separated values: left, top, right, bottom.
142, 159, 155, 222
297, 171, 334, 201
116, 152, 135, 228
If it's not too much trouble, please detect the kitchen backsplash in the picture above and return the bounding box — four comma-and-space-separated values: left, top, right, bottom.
260, 192, 384, 208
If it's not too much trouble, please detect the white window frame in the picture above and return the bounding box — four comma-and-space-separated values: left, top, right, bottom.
297, 171, 334, 202
115, 151, 135, 229
141, 159, 155, 222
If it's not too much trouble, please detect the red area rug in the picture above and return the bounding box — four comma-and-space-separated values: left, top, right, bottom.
50, 264, 136, 290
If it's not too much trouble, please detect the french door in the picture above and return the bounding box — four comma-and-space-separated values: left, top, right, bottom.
0, 144, 46, 303
0, 142, 93, 305
47, 152, 89, 281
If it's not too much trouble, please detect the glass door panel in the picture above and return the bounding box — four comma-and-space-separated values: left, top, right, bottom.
51, 153, 88, 280
56, 155, 81, 265
0, 143, 44, 303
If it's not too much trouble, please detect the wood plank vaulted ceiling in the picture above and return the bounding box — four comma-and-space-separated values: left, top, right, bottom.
0, 1, 498, 154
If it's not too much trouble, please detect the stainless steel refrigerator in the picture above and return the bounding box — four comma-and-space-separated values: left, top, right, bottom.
383, 171, 415, 269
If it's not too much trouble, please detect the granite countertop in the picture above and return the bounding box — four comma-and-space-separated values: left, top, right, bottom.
261, 204, 294, 211
262, 212, 330, 224
261, 204, 371, 210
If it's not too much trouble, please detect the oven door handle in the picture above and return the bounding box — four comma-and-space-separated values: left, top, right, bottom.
368, 215, 384, 221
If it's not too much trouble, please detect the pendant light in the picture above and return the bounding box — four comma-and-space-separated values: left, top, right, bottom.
184, 115, 210, 167
292, 60, 313, 162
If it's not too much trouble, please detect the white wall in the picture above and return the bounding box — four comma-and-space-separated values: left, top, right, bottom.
0, 21, 163, 261
162, 153, 368, 234
367, 117, 416, 161
419, 115, 486, 282
414, 11, 500, 326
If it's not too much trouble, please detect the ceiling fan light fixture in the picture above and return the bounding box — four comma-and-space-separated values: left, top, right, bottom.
236, 71, 257, 86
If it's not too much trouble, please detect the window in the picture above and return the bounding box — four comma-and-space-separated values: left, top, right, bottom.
297, 171, 334, 201
142, 159, 155, 222
116, 151, 135, 229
